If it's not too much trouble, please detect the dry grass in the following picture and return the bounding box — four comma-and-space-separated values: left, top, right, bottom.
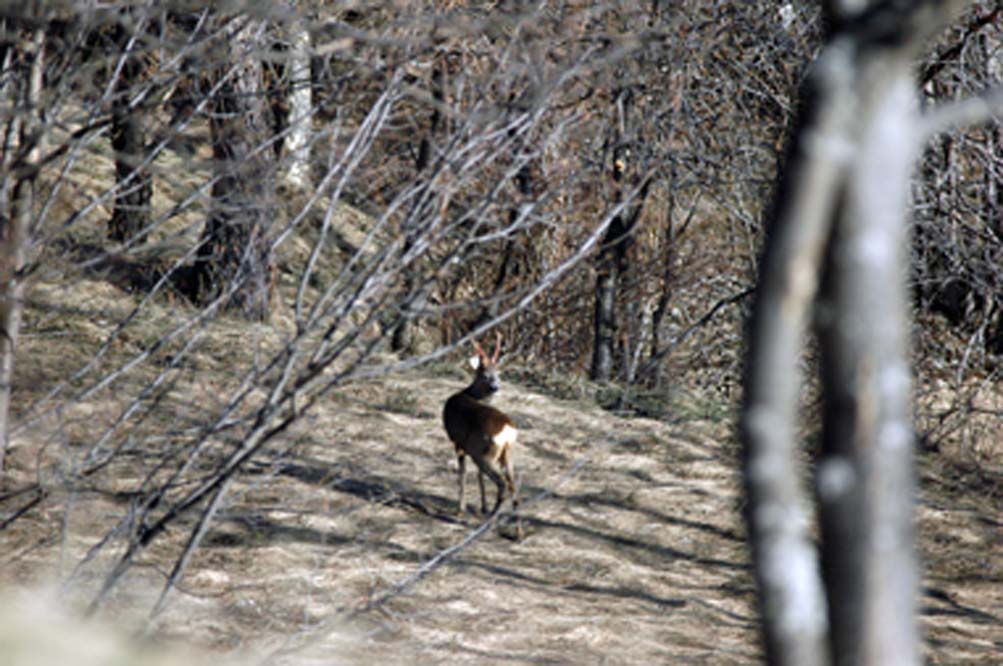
5, 303, 1003, 664
5, 354, 758, 663
2, 117, 1002, 665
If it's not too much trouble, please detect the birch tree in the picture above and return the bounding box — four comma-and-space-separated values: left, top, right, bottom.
186, 16, 276, 320
740, 1, 996, 663
0, 29, 44, 475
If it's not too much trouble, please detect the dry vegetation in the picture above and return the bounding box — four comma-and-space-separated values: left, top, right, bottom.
3, 256, 1003, 663
2, 2, 1003, 664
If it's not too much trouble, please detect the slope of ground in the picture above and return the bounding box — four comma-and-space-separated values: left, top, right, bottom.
2, 364, 756, 662
4, 355, 1003, 663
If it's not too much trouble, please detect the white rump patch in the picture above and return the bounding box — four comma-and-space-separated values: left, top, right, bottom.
493, 424, 518, 448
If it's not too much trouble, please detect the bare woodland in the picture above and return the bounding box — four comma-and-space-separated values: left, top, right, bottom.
1, 2, 1002, 664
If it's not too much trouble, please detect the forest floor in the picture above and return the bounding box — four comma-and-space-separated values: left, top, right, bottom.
3, 343, 1003, 664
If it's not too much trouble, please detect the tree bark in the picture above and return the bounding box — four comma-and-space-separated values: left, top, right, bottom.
589, 238, 619, 381
815, 39, 919, 666
391, 61, 443, 354
188, 19, 276, 321
0, 29, 44, 476
281, 20, 312, 192
589, 166, 648, 382
740, 49, 844, 666
468, 162, 534, 335
108, 18, 152, 244
741, 1, 970, 664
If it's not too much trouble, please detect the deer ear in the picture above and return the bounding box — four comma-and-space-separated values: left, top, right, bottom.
468, 355, 481, 371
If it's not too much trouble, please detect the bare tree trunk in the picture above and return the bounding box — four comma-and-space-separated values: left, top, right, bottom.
0, 29, 44, 475
282, 19, 312, 192
740, 55, 841, 666
391, 62, 442, 354
741, 2, 970, 664
815, 36, 922, 666
649, 177, 675, 388
589, 163, 648, 382
468, 162, 534, 335
590, 238, 619, 381
188, 19, 275, 321
108, 18, 152, 244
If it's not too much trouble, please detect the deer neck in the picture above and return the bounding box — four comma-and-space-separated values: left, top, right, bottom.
463, 382, 495, 402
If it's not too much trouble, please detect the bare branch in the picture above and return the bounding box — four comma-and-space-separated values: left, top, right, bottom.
920, 87, 1003, 139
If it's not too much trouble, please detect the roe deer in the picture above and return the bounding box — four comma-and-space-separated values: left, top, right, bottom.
442, 333, 523, 539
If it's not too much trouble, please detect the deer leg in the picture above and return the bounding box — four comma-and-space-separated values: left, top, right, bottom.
477, 467, 488, 514
469, 452, 506, 516
456, 453, 467, 516
501, 447, 523, 540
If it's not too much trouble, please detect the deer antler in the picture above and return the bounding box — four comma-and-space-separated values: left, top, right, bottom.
491, 330, 503, 364
472, 337, 490, 364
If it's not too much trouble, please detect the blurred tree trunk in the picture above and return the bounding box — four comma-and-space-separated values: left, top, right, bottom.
0, 29, 44, 475
741, 1, 971, 664
108, 16, 153, 244
590, 156, 648, 382
188, 18, 276, 321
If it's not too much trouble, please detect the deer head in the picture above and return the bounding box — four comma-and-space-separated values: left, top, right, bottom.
466, 332, 504, 398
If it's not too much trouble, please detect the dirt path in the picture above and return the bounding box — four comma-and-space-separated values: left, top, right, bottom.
154, 376, 757, 663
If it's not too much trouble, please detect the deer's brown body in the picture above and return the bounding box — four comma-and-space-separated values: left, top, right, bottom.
442, 334, 522, 538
